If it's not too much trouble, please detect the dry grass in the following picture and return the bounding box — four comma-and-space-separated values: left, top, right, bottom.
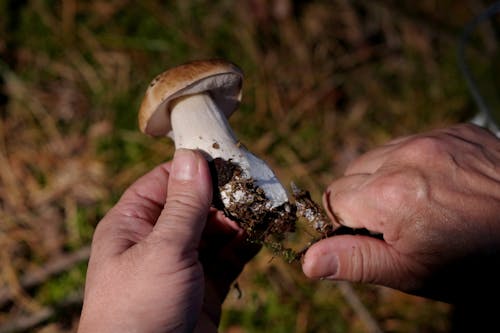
0, 0, 498, 332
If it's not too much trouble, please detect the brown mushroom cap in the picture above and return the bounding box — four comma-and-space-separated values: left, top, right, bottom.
138, 59, 244, 137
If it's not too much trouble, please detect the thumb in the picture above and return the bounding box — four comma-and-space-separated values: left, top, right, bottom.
302, 235, 404, 287
151, 149, 213, 254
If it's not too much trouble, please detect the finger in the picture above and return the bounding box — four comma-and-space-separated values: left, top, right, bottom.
201, 213, 261, 266
323, 173, 379, 230
302, 235, 409, 289
202, 209, 241, 243
200, 209, 261, 296
201, 209, 261, 265
112, 162, 172, 224
325, 169, 421, 236
151, 149, 213, 255
201, 226, 261, 299
91, 162, 172, 259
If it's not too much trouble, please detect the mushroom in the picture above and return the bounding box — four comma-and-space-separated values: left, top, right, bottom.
138, 59, 295, 237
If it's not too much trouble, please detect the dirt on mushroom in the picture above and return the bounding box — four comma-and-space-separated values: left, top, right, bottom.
209, 158, 297, 239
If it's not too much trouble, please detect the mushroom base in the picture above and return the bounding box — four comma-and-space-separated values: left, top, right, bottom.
209, 158, 297, 241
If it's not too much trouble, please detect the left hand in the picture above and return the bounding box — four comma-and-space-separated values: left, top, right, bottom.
78, 149, 260, 333
302, 124, 500, 302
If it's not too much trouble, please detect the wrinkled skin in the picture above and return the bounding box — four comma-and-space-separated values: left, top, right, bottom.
303, 124, 500, 303
78, 150, 259, 333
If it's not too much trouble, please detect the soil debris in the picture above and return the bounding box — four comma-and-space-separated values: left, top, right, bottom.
291, 182, 333, 234
209, 158, 297, 240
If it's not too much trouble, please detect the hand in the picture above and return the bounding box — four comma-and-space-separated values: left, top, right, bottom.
78, 149, 259, 333
302, 124, 500, 302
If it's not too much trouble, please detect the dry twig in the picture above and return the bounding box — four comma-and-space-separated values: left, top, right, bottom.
0, 246, 90, 308
0, 292, 83, 333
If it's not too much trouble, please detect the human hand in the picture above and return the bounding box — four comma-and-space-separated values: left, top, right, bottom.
78, 149, 259, 333
302, 124, 500, 302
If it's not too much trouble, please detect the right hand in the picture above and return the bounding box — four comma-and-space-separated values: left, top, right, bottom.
302, 124, 500, 302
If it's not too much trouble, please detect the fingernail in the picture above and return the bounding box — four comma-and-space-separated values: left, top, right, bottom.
172, 149, 198, 181
323, 191, 332, 217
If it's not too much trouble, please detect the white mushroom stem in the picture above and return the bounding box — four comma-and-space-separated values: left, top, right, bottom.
169, 92, 289, 208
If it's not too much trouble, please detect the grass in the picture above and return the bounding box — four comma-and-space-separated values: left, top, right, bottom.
0, 0, 498, 332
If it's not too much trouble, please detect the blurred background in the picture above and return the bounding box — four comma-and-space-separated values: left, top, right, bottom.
0, 0, 499, 332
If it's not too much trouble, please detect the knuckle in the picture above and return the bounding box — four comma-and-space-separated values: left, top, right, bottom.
347, 243, 375, 284
349, 244, 366, 282
370, 168, 428, 209
402, 136, 448, 163
448, 123, 482, 137
167, 190, 209, 213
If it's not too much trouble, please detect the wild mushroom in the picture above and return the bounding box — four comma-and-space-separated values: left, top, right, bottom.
138, 59, 296, 238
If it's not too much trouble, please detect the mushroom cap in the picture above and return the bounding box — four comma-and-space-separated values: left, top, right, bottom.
138, 59, 244, 137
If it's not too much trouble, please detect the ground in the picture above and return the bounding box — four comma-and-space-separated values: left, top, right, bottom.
1, 1, 499, 332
